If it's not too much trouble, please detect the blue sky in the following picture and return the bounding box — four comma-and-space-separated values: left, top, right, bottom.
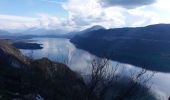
0, 0, 170, 32
0, 0, 68, 17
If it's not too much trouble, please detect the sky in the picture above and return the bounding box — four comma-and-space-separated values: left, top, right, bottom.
0, 0, 170, 32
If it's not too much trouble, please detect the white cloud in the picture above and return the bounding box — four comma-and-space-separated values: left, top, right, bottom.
62, 0, 127, 29
62, 0, 170, 29
127, 1, 170, 27
0, 14, 75, 32
0, 0, 170, 33
153, 0, 170, 13
0, 15, 38, 30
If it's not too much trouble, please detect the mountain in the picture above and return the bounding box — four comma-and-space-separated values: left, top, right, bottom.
0, 28, 73, 40
0, 40, 29, 70
67, 25, 105, 38
0, 30, 26, 40
0, 25, 105, 40
0, 40, 87, 100
0, 40, 156, 100
0, 30, 11, 35
12, 28, 77, 39
78, 25, 105, 36
0, 30, 14, 39
83, 25, 105, 32
21, 28, 69, 36
71, 24, 170, 72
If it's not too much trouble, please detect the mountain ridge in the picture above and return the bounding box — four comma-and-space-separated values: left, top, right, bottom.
71, 23, 170, 72
0, 40, 87, 100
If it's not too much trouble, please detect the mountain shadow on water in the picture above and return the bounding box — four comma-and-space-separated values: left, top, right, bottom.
71, 24, 170, 72
0, 39, 157, 100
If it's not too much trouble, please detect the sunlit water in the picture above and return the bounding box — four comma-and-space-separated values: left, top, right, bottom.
20, 38, 170, 100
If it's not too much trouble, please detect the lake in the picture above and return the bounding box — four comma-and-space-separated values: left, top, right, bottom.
20, 37, 170, 100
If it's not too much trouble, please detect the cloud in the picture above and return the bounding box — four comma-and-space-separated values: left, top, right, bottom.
63, 0, 126, 30
62, 0, 160, 30
0, 14, 76, 33
0, 15, 39, 30
100, 0, 157, 9
0, 0, 170, 34
62, 0, 170, 30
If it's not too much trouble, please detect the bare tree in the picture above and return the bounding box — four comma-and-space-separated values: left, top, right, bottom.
28, 50, 34, 59
87, 57, 156, 100
86, 57, 119, 100
114, 67, 156, 100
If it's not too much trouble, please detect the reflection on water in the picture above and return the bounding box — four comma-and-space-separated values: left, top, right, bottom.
20, 38, 170, 100
20, 38, 94, 74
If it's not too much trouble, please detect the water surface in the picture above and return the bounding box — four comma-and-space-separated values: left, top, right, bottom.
20, 38, 170, 100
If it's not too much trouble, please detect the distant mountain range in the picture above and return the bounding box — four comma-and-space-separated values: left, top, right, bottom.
0, 28, 71, 39
0, 30, 11, 35
1, 23, 170, 72
80, 25, 105, 34
20, 27, 69, 35
0, 30, 13, 39
0, 25, 105, 39
71, 24, 170, 72
0, 32, 156, 100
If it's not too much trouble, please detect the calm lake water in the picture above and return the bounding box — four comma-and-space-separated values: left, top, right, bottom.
20, 38, 170, 100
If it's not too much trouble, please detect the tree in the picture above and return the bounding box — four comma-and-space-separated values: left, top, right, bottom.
87, 57, 156, 100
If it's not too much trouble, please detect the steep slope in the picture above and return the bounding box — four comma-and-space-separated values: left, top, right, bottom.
71, 24, 170, 72
0, 40, 87, 100
0, 40, 157, 100
0, 40, 29, 68
29, 58, 87, 100
82, 25, 105, 33
66, 25, 105, 39
76, 25, 105, 37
